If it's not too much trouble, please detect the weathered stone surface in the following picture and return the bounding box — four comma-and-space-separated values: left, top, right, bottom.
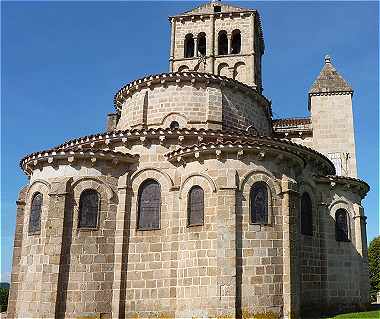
7, 2, 370, 319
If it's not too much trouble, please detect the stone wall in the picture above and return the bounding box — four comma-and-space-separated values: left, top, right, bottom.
116, 82, 271, 135
310, 94, 357, 177
9, 136, 369, 318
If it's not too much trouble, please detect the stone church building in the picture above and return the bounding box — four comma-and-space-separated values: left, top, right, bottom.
7, 1, 370, 318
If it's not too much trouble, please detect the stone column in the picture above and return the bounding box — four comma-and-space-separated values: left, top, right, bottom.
318, 202, 329, 311
353, 203, 370, 305
169, 18, 176, 71
227, 33, 232, 55
353, 204, 367, 257
7, 186, 28, 319
281, 177, 300, 319
40, 177, 72, 318
209, 15, 215, 73
194, 33, 198, 57
250, 13, 256, 87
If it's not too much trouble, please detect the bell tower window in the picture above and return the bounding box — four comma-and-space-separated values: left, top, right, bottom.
218, 31, 228, 55
197, 33, 206, 56
214, 5, 221, 13
231, 29, 241, 54
184, 34, 195, 58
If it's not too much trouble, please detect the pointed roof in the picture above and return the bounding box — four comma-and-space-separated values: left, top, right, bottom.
309, 55, 353, 94
179, 1, 250, 16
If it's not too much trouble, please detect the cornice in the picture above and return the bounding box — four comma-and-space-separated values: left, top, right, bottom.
315, 175, 370, 199
164, 138, 334, 175
20, 128, 335, 176
21, 149, 139, 177
113, 71, 271, 112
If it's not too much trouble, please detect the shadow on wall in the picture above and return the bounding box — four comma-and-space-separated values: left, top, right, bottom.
299, 205, 369, 318
55, 195, 74, 318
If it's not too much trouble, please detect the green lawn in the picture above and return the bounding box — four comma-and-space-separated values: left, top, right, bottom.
326, 310, 380, 318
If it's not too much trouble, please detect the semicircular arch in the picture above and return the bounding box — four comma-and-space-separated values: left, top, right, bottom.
179, 173, 217, 199
239, 169, 281, 196
71, 177, 115, 201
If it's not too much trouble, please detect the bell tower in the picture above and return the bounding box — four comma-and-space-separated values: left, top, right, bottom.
168, 0, 265, 93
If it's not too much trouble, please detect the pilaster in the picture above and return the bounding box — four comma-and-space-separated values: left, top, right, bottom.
353, 203, 370, 305
7, 186, 28, 319
281, 177, 300, 319
41, 177, 72, 318
112, 175, 130, 319
216, 183, 237, 317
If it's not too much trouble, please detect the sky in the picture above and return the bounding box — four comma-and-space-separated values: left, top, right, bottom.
1, 1, 379, 282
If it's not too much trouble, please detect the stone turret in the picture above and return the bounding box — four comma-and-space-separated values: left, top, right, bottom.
168, 1, 265, 92
309, 55, 357, 177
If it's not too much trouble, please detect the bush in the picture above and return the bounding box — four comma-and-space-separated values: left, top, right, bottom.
368, 236, 380, 302
0, 287, 9, 312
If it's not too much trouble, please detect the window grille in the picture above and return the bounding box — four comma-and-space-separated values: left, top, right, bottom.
188, 186, 204, 226
335, 208, 349, 242
78, 189, 100, 229
29, 193, 42, 234
138, 180, 161, 230
250, 182, 269, 224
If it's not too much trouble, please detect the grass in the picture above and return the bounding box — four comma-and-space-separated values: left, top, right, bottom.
326, 310, 380, 318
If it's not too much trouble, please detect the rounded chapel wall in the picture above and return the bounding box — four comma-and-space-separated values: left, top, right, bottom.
116, 79, 271, 135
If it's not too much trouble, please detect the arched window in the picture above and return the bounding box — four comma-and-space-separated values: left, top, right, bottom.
250, 182, 269, 224
29, 192, 42, 234
184, 34, 195, 58
138, 179, 161, 230
335, 209, 349, 242
300, 192, 313, 236
78, 189, 100, 229
188, 186, 204, 226
178, 65, 189, 72
197, 33, 206, 56
169, 121, 180, 129
217, 63, 229, 77
231, 29, 241, 54
218, 31, 228, 55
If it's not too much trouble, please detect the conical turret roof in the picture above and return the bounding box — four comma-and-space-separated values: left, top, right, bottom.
309, 55, 353, 94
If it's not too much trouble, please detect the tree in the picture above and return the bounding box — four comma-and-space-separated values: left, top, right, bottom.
0, 287, 9, 312
368, 236, 380, 301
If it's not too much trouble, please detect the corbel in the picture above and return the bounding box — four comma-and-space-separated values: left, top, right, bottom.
257, 151, 265, 161
215, 149, 222, 160
178, 135, 185, 145
237, 149, 244, 159
159, 135, 166, 145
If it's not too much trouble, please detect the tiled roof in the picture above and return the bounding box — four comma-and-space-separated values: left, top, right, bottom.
272, 117, 311, 127
20, 127, 335, 176
179, 2, 247, 16
309, 55, 353, 94
113, 71, 271, 113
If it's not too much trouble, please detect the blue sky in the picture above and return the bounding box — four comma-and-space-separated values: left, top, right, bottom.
1, 1, 379, 282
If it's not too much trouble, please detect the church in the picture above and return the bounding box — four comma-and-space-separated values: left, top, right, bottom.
7, 1, 370, 318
